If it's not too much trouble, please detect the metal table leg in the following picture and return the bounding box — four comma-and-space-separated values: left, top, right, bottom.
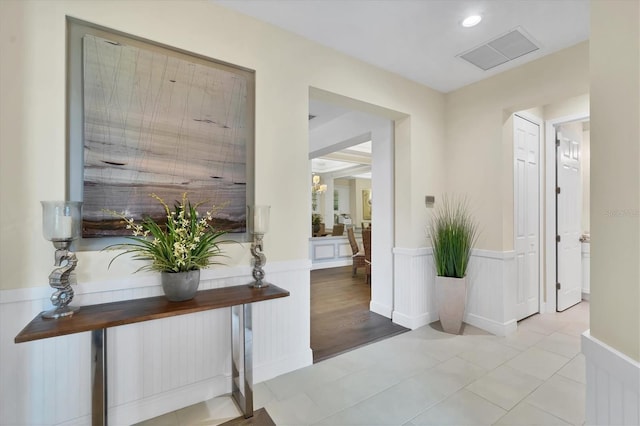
231, 303, 254, 418
92, 328, 107, 426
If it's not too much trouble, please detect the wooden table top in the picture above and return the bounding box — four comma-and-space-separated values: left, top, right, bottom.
15, 284, 289, 343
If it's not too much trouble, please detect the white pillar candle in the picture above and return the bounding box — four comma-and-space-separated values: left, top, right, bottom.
252, 206, 270, 234
53, 215, 73, 239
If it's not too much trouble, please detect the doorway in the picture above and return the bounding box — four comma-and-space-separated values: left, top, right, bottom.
544, 114, 590, 313
556, 121, 588, 311
308, 92, 395, 314
308, 93, 404, 362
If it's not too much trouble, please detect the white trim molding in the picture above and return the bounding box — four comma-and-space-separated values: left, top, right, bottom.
309, 236, 353, 270
0, 259, 312, 426
464, 249, 518, 336
581, 242, 590, 301
392, 247, 437, 329
392, 247, 518, 336
582, 330, 640, 426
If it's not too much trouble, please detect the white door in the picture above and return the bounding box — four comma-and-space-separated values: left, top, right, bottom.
556, 124, 582, 311
514, 115, 540, 321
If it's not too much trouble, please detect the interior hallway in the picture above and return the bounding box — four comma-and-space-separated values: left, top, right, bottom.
139, 302, 588, 425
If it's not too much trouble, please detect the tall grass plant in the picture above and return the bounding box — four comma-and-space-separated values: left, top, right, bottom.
430, 196, 479, 278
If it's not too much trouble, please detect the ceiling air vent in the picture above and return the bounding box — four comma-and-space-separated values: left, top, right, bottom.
458, 27, 540, 71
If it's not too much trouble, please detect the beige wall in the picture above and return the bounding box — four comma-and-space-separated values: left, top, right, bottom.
445, 42, 589, 251
590, 0, 640, 361
0, 0, 445, 290
581, 127, 590, 233
544, 94, 590, 121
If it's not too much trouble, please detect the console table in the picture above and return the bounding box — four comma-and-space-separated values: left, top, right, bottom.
15, 284, 290, 426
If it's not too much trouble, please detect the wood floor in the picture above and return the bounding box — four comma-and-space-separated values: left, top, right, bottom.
311, 266, 408, 363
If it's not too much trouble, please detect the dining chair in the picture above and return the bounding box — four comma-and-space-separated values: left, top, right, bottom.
331, 223, 345, 236
362, 228, 372, 284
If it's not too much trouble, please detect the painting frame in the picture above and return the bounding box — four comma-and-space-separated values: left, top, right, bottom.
362, 189, 372, 221
67, 18, 255, 250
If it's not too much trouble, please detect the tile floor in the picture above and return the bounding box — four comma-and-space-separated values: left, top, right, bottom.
138, 302, 588, 426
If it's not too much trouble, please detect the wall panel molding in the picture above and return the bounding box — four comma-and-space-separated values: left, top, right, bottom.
392, 247, 517, 336
392, 247, 436, 330
582, 331, 640, 426
0, 260, 312, 426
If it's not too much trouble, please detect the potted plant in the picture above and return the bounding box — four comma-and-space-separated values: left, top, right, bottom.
429, 195, 478, 334
105, 193, 228, 301
312, 213, 322, 234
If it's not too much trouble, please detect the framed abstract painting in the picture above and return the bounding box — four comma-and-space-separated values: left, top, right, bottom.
67, 19, 255, 247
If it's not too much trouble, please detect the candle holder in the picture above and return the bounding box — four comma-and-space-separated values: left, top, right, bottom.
41, 201, 82, 319
248, 205, 270, 288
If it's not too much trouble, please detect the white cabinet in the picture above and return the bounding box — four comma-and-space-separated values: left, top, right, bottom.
309, 236, 352, 270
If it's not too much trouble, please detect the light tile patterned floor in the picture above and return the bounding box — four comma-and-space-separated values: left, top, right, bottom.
138, 302, 588, 426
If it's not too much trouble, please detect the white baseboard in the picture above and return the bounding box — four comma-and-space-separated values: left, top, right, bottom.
112, 375, 230, 426
56, 375, 231, 426
581, 290, 590, 301
392, 247, 518, 336
254, 348, 313, 384
392, 310, 517, 336
370, 300, 392, 318
464, 313, 517, 337
392, 310, 438, 330
582, 330, 640, 426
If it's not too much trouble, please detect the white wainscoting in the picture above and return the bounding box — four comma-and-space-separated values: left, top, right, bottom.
0, 260, 312, 426
309, 236, 352, 270
465, 250, 518, 337
392, 247, 517, 336
392, 247, 437, 329
582, 331, 640, 426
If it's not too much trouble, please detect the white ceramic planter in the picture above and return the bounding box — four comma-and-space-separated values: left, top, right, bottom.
435, 276, 467, 334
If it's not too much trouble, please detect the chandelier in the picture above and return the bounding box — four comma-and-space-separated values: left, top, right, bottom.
312, 175, 327, 194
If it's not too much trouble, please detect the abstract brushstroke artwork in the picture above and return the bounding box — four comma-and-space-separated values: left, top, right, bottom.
81, 34, 253, 237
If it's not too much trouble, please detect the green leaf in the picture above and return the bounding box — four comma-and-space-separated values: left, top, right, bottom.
102, 193, 232, 273
428, 195, 479, 278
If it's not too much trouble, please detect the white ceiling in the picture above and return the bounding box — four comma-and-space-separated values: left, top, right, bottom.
216, 0, 589, 180
311, 141, 372, 178
214, 0, 589, 93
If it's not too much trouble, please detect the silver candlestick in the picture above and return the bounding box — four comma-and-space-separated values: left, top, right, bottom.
41, 201, 82, 319
250, 233, 267, 288
248, 205, 270, 288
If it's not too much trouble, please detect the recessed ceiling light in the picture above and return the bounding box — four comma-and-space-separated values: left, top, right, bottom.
462, 15, 482, 28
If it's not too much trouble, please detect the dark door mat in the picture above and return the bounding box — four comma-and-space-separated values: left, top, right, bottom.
219, 408, 276, 426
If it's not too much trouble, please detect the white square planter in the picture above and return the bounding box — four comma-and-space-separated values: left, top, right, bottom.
435, 276, 467, 334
